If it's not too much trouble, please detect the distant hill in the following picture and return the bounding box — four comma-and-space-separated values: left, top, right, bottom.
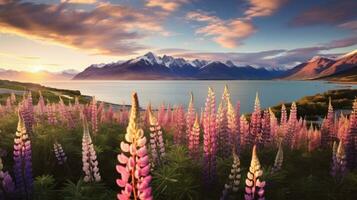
283, 50, 357, 81
73, 52, 285, 80
0, 68, 78, 82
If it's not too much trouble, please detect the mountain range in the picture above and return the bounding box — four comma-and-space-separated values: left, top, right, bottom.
73, 52, 285, 80
74, 50, 357, 81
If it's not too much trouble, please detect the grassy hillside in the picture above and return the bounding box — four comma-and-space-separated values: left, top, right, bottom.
270, 89, 357, 121
0, 79, 89, 105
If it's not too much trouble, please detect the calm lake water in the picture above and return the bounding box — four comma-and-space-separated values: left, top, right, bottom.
41, 80, 356, 114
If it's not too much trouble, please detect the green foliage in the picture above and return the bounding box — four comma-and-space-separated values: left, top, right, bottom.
34, 175, 56, 200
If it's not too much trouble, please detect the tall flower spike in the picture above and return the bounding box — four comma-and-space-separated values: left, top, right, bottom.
82, 118, 101, 182
116, 92, 153, 200
13, 111, 33, 199
186, 92, 196, 145
53, 141, 67, 165
148, 104, 165, 167
220, 150, 241, 200
271, 141, 283, 174
203, 87, 218, 188
331, 140, 347, 178
248, 93, 261, 146
189, 114, 200, 159
284, 102, 298, 147
245, 145, 266, 200
227, 97, 239, 154
173, 105, 185, 145
346, 98, 357, 169
0, 157, 15, 199
91, 97, 98, 135
217, 85, 230, 157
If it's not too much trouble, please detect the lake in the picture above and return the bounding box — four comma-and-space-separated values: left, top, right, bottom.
41, 80, 356, 114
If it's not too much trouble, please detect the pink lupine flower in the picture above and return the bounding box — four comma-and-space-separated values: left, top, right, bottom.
82, 118, 101, 182
220, 150, 241, 200
10, 92, 16, 104
188, 114, 200, 159
47, 101, 57, 125
280, 104, 287, 136
217, 86, 230, 157
269, 108, 278, 143
261, 110, 271, 147
37, 91, 46, 116
173, 105, 186, 145
91, 97, 98, 135
227, 98, 239, 153
147, 104, 165, 167
58, 97, 75, 129
248, 93, 261, 146
203, 87, 218, 187
346, 98, 357, 169
240, 115, 249, 148
284, 102, 298, 147
186, 92, 196, 146
244, 145, 265, 200
116, 93, 153, 200
157, 103, 166, 126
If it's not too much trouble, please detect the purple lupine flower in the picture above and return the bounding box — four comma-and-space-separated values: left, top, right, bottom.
13, 111, 33, 199
331, 141, 347, 178
82, 118, 101, 182
244, 145, 265, 200
116, 92, 153, 200
203, 87, 218, 188
0, 157, 15, 199
148, 104, 166, 167
53, 142, 67, 165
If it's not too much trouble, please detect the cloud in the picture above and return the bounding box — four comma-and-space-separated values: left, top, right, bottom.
291, 0, 357, 26
61, 0, 97, 4
158, 36, 357, 69
244, 0, 288, 19
339, 20, 357, 32
186, 11, 256, 48
146, 0, 189, 12
0, 1, 167, 55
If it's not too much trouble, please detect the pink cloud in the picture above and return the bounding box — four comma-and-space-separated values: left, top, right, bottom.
186, 11, 255, 48
244, 0, 287, 19
0, 1, 168, 55
61, 0, 97, 4
146, 0, 189, 12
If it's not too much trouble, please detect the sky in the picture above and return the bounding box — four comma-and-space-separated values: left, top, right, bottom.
0, 0, 356, 72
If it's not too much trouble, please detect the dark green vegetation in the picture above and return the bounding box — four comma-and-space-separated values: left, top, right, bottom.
271, 89, 357, 121
0, 111, 357, 200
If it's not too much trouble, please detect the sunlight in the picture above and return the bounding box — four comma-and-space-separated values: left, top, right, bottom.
29, 66, 44, 73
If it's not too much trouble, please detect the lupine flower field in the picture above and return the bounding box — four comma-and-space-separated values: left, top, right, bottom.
0, 86, 356, 200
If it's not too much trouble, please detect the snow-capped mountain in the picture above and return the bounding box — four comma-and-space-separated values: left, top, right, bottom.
74, 52, 284, 80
